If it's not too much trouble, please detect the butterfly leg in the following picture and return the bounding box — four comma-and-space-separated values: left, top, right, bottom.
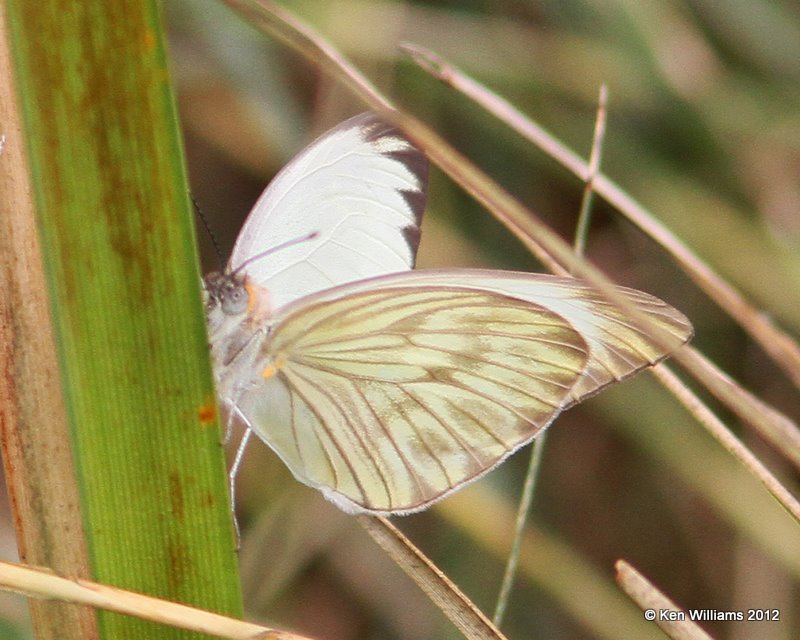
221, 399, 239, 445
229, 421, 253, 507
227, 407, 254, 549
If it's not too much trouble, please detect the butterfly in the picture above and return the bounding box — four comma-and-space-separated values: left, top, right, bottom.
203, 112, 692, 515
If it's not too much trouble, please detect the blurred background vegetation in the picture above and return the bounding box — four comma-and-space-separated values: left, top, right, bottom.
2, 0, 799, 638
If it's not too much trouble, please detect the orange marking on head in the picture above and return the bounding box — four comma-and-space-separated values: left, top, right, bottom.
245, 282, 258, 314
245, 281, 272, 318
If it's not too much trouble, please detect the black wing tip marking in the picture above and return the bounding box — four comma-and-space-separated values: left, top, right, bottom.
393, 148, 429, 217
402, 224, 422, 263
357, 113, 430, 225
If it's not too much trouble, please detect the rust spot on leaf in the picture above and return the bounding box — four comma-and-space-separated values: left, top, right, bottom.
197, 399, 217, 426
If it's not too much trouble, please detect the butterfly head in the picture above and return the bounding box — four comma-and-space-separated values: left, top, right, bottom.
203, 270, 273, 370
204, 266, 273, 320
204, 270, 249, 316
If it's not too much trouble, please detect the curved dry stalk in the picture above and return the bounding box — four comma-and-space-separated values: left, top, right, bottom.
615, 560, 714, 640
0, 560, 312, 640
401, 43, 800, 393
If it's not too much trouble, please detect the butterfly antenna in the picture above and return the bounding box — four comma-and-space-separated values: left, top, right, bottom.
192, 193, 225, 270
231, 231, 319, 276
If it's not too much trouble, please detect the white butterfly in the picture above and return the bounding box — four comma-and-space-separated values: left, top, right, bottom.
203, 113, 692, 515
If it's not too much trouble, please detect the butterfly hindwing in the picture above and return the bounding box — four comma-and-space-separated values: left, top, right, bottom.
220, 270, 692, 514
237, 286, 591, 514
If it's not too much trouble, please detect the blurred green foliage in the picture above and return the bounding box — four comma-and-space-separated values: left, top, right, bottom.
3, 1, 797, 638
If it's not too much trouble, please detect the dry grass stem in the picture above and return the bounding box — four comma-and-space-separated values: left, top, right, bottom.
0, 560, 311, 640
358, 516, 508, 640
615, 560, 714, 640
651, 364, 800, 523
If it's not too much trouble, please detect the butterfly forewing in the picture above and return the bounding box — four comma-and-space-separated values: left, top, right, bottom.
239, 287, 591, 514
229, 113, 428, 311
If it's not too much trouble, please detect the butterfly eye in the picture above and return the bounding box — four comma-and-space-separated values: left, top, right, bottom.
204, 293, 217, 313
221, 284, 249, 315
